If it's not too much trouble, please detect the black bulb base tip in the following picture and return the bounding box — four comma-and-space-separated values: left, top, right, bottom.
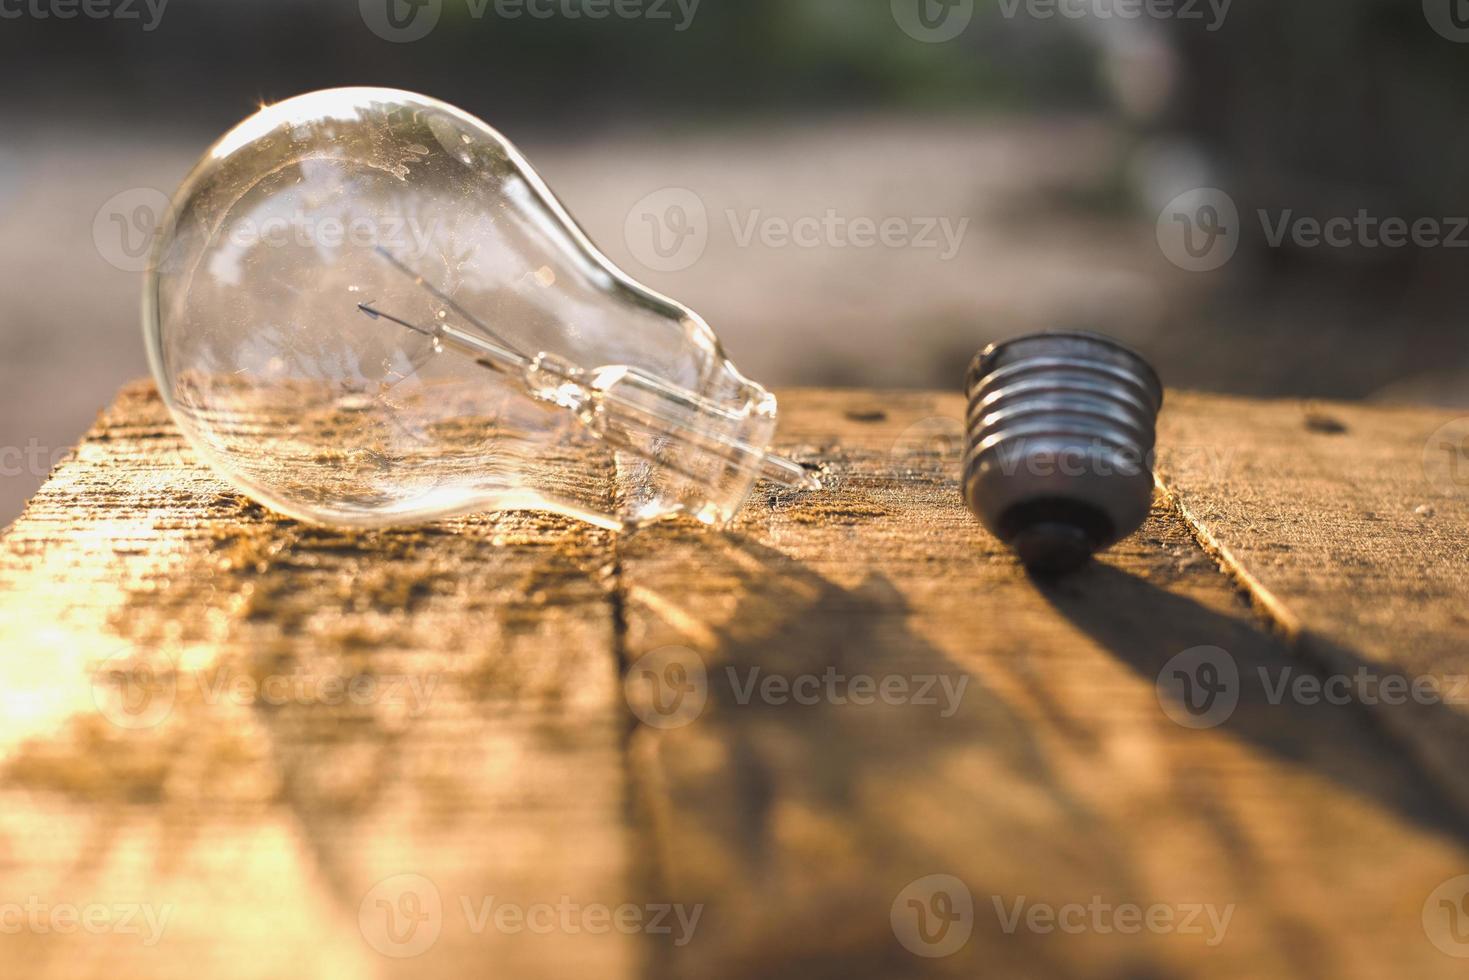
997, 498, 1115, 576
1011, 523, 1098, 575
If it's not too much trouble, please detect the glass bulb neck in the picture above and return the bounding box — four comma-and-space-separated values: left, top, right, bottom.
524, 352, 819, 509
409, 319, 817, 520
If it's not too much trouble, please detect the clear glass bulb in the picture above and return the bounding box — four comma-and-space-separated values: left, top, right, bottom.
144, 87, 817, 531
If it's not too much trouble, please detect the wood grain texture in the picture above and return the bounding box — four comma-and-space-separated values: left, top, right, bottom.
0, 382, 641, 979
619, 390, 1469, 980
1159, 394, 1469, 820
0, 382, 1465, 979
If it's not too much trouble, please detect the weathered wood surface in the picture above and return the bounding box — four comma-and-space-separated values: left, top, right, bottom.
0, 382, 1466, 979
1159, 394, 1469, 820
0, 383, 638, 978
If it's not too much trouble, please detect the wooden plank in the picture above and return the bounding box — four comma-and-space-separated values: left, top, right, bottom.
618, 390, 1469, 979
3, 383, 1468, 979
0, 382, 641, 979
1159, 394, 1469, 819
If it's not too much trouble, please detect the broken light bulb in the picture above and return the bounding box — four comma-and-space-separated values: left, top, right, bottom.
144, 87, 817, 531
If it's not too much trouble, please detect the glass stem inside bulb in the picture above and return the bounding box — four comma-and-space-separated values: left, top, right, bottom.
356, 302, 821, 494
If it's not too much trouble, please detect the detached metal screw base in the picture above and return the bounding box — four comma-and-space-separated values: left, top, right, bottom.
963, 332, 1163, 574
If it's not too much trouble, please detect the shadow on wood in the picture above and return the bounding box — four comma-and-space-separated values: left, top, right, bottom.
1035, 562, 1469, 847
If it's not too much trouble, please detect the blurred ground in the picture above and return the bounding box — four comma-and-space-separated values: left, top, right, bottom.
2, 112, 1466, 526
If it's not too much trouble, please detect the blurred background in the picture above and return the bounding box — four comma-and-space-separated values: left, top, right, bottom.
1, 0, 1466, 524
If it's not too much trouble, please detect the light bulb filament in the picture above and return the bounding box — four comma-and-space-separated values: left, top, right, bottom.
372, 246, 526, 354
356, 302, 434, 339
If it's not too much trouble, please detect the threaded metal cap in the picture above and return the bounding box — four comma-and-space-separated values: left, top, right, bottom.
963, 332, 1164, 574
